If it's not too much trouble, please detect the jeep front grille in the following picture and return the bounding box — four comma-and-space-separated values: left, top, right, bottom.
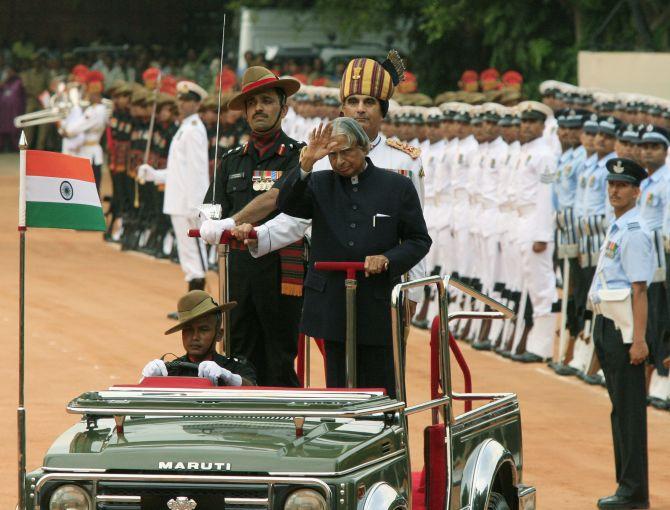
96, 481, 269, 510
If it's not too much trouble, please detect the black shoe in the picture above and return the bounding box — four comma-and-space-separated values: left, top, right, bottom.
582, 373, 603, 385
511, 352, 546, 363
597, 494, 649, 509
500, 350, 513, 359
553, 363, 579, 376
471, 340, 492, 351
167, 311, 179, 320
411, 318, 430, 330
649, 396, 670, 410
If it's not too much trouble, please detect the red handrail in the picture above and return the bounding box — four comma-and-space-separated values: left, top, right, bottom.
314, 261, 366, 279
431, 316, 473, 412
188, 229, 258, 244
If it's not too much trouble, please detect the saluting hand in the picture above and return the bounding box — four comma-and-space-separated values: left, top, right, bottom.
300, 122, 334, 172
364, 255, 389, 277
629, 340, 649, 365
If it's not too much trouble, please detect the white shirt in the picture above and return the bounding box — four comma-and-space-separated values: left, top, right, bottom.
62, 103, 108, 165
516, 136, 559, 243
161, 113, 209, 217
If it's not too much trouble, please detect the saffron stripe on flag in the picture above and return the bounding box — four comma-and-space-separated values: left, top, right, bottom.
26, 202, 106, 231
26, 150, 96, 183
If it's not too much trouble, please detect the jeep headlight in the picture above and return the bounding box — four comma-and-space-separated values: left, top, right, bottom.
49, 484, 92, 510
284, 488, 327, 510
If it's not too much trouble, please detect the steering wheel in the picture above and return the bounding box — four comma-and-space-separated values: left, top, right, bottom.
160, 353, 199, 372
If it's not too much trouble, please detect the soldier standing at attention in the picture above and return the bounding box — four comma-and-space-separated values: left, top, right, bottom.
138, 81, 210, 296
198, 67, 304, 387
106, 82, 133, 241
590, 158, 652, 510
59, 70, 109, 193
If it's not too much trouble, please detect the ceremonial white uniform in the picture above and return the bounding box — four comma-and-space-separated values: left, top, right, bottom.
451, 134, 479, 281
516, 135, 559, 358
155, 113, 210, 282
61, 103, 108, 164
60, 104, 85, 156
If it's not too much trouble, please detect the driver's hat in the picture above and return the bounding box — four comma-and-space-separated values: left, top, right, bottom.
165, 290, 236, 335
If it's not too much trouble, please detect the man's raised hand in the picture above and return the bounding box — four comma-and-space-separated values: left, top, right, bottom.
300, 122, 334, 172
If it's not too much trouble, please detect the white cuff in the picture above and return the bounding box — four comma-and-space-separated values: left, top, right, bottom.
249, 225, 271, 258
300, 168, 311, 180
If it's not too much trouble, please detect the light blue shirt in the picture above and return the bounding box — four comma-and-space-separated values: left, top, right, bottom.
554, 145, 587, 211
640, 164, 670, 232
589, 207, 654, 301
574, 152, 598, 219
583, 152, 616, 217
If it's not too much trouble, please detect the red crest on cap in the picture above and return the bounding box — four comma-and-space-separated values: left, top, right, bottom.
502, 70, 523, 85
460, 70, 478, 83
160, 75, 177, 96
86, 70, 105, 93
142, 67, 160, 83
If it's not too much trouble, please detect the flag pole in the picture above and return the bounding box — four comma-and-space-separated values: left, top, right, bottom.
17, 131, 28, 510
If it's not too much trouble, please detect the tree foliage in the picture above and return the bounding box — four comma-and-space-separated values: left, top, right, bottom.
233, 0, 670, 98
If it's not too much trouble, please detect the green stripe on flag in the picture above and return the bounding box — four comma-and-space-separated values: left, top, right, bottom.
26, 202, 106, 231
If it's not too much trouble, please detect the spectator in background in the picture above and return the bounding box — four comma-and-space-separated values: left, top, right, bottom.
0, 64, 25, 152
237, 50, 255, 78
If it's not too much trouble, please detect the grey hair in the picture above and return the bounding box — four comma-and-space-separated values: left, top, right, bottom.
330, 117, 370, 153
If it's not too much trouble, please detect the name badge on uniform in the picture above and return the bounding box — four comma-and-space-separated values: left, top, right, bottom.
580, 176, 586, 188
588, 175, 595, 187
458, 154, 463, 165
490, 158, 495, 169
564, 164, 572, 176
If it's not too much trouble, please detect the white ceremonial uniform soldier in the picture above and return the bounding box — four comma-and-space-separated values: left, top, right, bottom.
138, 81, 210, 291
59, 71, 109, 192
473, 104, 510, 348
422, 108, 446, 276
511, 101, 560, 362
495, 110, 523, 351
589, 158, 652, 510
450, 105, 479, 288
434, 103, 462, 278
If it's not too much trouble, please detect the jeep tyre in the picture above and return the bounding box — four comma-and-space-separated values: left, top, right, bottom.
487, 491, 511, 510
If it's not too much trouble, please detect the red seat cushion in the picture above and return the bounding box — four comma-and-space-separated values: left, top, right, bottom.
115, 378, 386, 394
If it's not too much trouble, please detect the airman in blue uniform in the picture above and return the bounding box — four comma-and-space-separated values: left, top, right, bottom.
590, 157, 653, 510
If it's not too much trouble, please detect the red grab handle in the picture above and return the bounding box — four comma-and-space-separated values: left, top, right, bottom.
314, 261, 366, 279
188, 229, 258, 244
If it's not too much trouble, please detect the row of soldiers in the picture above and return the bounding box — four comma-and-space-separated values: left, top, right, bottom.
104, 80, 249, 263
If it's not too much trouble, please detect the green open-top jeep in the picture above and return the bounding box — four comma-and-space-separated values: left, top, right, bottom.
20, 276, 536, 510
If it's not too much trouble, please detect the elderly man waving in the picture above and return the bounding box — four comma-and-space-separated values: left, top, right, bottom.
277, 117, 431, 396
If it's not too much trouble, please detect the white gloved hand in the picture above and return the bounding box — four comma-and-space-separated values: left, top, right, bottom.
198, 360, 242, 386
141, 359, 168, 378
137, 164, 156, 183
199, 217, 235, 245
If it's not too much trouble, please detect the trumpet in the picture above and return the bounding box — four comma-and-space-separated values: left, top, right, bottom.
14, 82, 83, 128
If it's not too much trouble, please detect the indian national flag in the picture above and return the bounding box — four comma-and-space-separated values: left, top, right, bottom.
19, 150, 105, 231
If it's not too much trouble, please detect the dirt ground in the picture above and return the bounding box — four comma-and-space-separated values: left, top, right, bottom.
1, 152, 669, 508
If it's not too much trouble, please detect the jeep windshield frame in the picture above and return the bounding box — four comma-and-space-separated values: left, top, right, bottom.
67, 388, 404, 419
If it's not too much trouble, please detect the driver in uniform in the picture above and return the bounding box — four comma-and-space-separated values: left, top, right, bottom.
141, 290, 257, 386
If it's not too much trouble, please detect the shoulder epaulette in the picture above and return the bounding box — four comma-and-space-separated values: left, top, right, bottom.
627, 222, 641, 231
386, 138, 421, 159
